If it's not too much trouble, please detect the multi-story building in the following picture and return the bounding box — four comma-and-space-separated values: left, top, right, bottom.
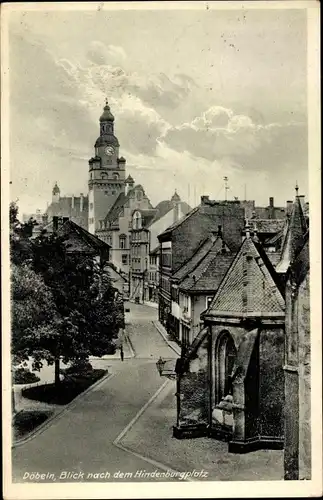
98, 183, 154, 276
46, 183, 88, 229
173, 188, 310, 459
157, 196, 245, 340
129, 191, 191, 303
170, 227, 234, 347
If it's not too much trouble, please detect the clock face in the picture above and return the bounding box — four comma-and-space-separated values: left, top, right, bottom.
105, 146, 115, 156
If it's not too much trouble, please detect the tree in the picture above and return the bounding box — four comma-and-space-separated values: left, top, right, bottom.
11, 263, 58, 410
29, 231, 124, 386
10, 202, 35, 265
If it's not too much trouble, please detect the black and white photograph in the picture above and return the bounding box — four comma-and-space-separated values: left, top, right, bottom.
1, 1, 321, 498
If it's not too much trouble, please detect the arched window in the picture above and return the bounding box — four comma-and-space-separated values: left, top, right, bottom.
215, 332, 237, 404
101, 172, 108, 179
133, 211, 142, 229
119, 234, 127, 249
136, 190, 142, 201
112, 173, 119, 180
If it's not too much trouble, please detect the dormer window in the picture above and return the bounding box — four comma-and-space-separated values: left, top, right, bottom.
113, 173, 119, 180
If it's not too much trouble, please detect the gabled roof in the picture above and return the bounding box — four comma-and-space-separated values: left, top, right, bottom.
249, 219, 285, 234
286, 230, 309, 287
172, 234, 222, 283
158, 207, 199, 238
276, 196, 308, 274
180, 252, 234, 293
204, 236, 285, 319
36, 219, 111, 256
148, 200, 191, 227
104, 193, 127, 224
264, 228, 285, 246
58, 220, 111, 254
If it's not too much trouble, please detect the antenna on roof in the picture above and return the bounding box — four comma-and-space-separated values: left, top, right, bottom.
244, 183, 247, 201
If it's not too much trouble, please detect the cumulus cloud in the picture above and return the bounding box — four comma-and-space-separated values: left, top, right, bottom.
86, 41, 127, 65
162, 105, 307, 173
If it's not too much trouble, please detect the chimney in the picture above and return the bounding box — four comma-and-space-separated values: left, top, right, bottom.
80, 193, 84, 212
201, 195, 210, 205
286, 200, 293, 217
217, 225, 222, 237
53, 216, 59, 232
71, 195, 75, 210
268, 196, 275, 219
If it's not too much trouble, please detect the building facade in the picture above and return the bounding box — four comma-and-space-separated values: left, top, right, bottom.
171, 228, 233, 348
46, 183, 88, 229
129, 191, 191, 303
158, 197, 245, 340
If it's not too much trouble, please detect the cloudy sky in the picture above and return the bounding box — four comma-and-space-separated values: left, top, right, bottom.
8, 5, 308, 215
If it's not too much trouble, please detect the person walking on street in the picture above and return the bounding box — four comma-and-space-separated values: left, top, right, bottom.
120, 345, 124, 361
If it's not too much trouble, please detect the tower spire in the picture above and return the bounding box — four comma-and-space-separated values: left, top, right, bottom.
295, 181, 299, 196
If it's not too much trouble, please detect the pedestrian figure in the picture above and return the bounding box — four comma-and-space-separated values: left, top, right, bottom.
120, 346, 124, 362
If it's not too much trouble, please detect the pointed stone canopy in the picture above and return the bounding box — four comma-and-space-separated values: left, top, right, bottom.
52, 182, 60, 194
276, 190, 308, 274
204, 236, 285, 318
171, 190, 181, 202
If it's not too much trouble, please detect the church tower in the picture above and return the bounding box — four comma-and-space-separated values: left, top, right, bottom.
88, 100, 126, 234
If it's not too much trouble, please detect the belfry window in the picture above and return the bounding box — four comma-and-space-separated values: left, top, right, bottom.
215, 332, 237, 404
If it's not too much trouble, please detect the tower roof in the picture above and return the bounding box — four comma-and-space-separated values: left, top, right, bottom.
276, 191, 308, 274
99, 100, 115, 122
126, 175, 134, 184
171, 190, 181, 202
52, 182, 60, 195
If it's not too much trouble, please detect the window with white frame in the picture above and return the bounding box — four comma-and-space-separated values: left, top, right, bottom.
119, 234, 127, 249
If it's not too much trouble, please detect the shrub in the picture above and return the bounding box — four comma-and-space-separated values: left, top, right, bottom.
13, 367, 40, 385
64, 360, 93, 375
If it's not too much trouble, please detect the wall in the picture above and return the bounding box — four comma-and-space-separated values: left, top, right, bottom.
192, 295, 210, 342
172, 205, 244, 272
150, 205, 186, 252
259, 327, 285, 440
178, 333, 210, 427
297, 271, 311, 479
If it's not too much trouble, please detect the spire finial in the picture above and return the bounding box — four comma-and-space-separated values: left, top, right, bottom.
105, 97, 109, 106
295, 181, 299, 196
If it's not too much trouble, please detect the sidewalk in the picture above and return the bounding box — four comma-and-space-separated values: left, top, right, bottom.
119, 380, 283, 481
153, 320, 181, 356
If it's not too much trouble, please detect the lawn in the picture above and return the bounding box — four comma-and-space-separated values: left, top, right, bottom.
21, 369, 108, 405
13, 410, 53, 440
